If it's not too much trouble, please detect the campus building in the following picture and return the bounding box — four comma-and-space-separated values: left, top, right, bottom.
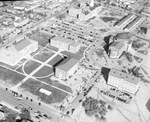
109, 41, 126, 59
0, 38, 38, 66
51, 36, 80, 53
114, 14, 137, 29
55, 57, 79, 80
107, 69, 140, 94
124, 16, 146, 32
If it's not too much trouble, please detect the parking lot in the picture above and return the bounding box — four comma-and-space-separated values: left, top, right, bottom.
100, 87, 132, 104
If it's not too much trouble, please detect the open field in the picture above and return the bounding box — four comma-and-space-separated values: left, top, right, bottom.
0, 66, 25, 86
20, 78, 69, 104
24, 60, 41, 75
101, 16, 118, 23
15, 66, 24, 74
33, 51, 54, 62
46, 45, 59, 52
38, 77, 73, 93
30, 46, 43, 56
29, 32, 53, 47
33, 66, 53, 78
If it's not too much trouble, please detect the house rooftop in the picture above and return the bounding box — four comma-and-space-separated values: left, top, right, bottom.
109, 69, 140, 85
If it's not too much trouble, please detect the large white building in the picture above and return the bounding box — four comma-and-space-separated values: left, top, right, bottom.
108, 69, 140, 94
51, 36, 80, 53
0, 38, 38, 66
55, 57, 79, 80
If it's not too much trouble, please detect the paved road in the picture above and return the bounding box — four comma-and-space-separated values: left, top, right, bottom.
64, 70, 102, 114
0, 86, 60, 120
0, 86, 60, 121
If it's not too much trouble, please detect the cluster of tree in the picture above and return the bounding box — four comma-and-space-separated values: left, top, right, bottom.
95, 48, 104, 58
132, 40, 146, 49
82, 97, 108, 118
56, 14, 66, 20
123, 51, 133, 62
2, 108, 31, 122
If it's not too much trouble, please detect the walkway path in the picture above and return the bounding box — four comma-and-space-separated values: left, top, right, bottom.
11, 50, 62, 91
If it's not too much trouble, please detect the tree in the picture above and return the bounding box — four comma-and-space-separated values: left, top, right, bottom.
101, 116, 106, 121
5, 114, 17, 122
19, 108, 31, 121
132, 40, 145, 49
107, 105, 113, 110
124, 52, 133, 62
56, 14, 66, 20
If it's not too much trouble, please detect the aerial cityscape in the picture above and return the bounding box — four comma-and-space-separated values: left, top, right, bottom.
0, 0, 150, 122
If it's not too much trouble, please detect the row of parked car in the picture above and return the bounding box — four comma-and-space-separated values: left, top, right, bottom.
100, 87, 132, 104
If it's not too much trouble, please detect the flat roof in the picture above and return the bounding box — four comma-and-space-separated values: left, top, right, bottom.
125, 16, 144, 30
116, 14, 135, 26
14, 38, 31, 52
109, 69, 140, 85
56, 57, 79, 72
70, 41, 80, 47
110, 41, 124, 50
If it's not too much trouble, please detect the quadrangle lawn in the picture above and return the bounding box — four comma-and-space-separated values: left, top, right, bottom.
38, 77, 73, 93
24, 60, 41, 75
19, 78, 69, 104
33, 52, 54, 62
33, 66, 53, 78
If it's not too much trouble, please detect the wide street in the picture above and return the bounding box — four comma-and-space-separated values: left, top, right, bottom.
64, 70, 102, 114
0, 86, 60, 121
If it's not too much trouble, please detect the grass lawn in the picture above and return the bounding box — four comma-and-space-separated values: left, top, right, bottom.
0, 61, 19, 70
24, 60, 41, 75
0, 66, 25, 86
33, 66, 53, 77
46, 45, 59, 52
33, 52, 54, 62
48, 55, 63, 66
38, 77, 73, 93
15, 66, 24, 74
30, 46, 43, 56
20, 78, 68, 104
29, 32, 53, 47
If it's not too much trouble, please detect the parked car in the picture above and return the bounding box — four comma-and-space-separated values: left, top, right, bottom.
28, 107, 32, 110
